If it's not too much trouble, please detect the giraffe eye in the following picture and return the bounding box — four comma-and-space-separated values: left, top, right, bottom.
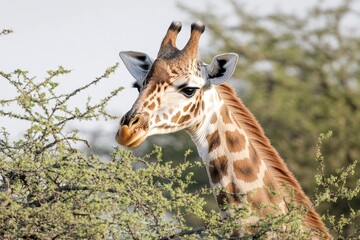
181, 87, 198, 98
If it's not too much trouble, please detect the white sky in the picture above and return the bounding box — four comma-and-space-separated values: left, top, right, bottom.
0, 0, 323, 146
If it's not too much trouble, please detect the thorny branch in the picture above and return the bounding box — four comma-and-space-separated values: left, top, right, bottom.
0, 29, 13, 36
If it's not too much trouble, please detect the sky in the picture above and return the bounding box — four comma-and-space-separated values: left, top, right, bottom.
0, 0, 324, 147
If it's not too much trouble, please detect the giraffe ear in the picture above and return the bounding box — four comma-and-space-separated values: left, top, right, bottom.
119, 51, 153, 82
205, 53, 238, 85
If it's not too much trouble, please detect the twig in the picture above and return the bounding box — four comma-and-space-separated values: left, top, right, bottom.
0, 29, 13, 36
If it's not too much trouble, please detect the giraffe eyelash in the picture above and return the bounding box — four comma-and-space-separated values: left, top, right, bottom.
180, 87, 199, 98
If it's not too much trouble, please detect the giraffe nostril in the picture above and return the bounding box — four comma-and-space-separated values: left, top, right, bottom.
132, 117, 139, 125
128, 115, 141, 128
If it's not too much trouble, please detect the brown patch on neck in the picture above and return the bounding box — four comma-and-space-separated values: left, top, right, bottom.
209, 155, 229, 184
233, 159, 260, 183
206, 130, 221, 153
232, 142, 261, 183
215, 83, 331, 238
247, 187, 279, 217
247, 171, 284, 217
220, 104, 232, 124
217, 182, 244, 208
225, 130, 246, 153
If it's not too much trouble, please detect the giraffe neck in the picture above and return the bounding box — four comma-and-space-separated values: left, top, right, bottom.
186, 84, 330, 238
187, 86, 286, 217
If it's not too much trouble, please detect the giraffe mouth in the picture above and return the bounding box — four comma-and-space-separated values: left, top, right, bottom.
116, 125, 147, 148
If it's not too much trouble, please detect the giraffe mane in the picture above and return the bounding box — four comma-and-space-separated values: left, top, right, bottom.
215, 83, 330, 238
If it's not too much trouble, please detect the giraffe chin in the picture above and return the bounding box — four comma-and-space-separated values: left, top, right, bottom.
116, 125, 146, 148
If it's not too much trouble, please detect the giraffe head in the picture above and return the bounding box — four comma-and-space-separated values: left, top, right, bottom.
116, 21, 238, 147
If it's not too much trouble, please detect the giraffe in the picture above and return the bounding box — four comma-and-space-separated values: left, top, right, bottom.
115, 21, 331, 239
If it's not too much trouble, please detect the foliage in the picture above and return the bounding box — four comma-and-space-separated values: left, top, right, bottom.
0, 65, 121, 238
0, 67, 307, 239
314, 131, 360, 239
0, 66, 313, 239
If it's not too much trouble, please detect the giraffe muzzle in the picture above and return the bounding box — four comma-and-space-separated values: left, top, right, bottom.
116, 114, 147, 147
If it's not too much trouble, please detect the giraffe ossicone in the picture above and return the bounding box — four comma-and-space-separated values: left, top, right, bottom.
116, 21, 331, 239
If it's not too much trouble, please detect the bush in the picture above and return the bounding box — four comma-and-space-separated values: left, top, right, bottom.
1, 66, 359, 239
0, 66, 302, 239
